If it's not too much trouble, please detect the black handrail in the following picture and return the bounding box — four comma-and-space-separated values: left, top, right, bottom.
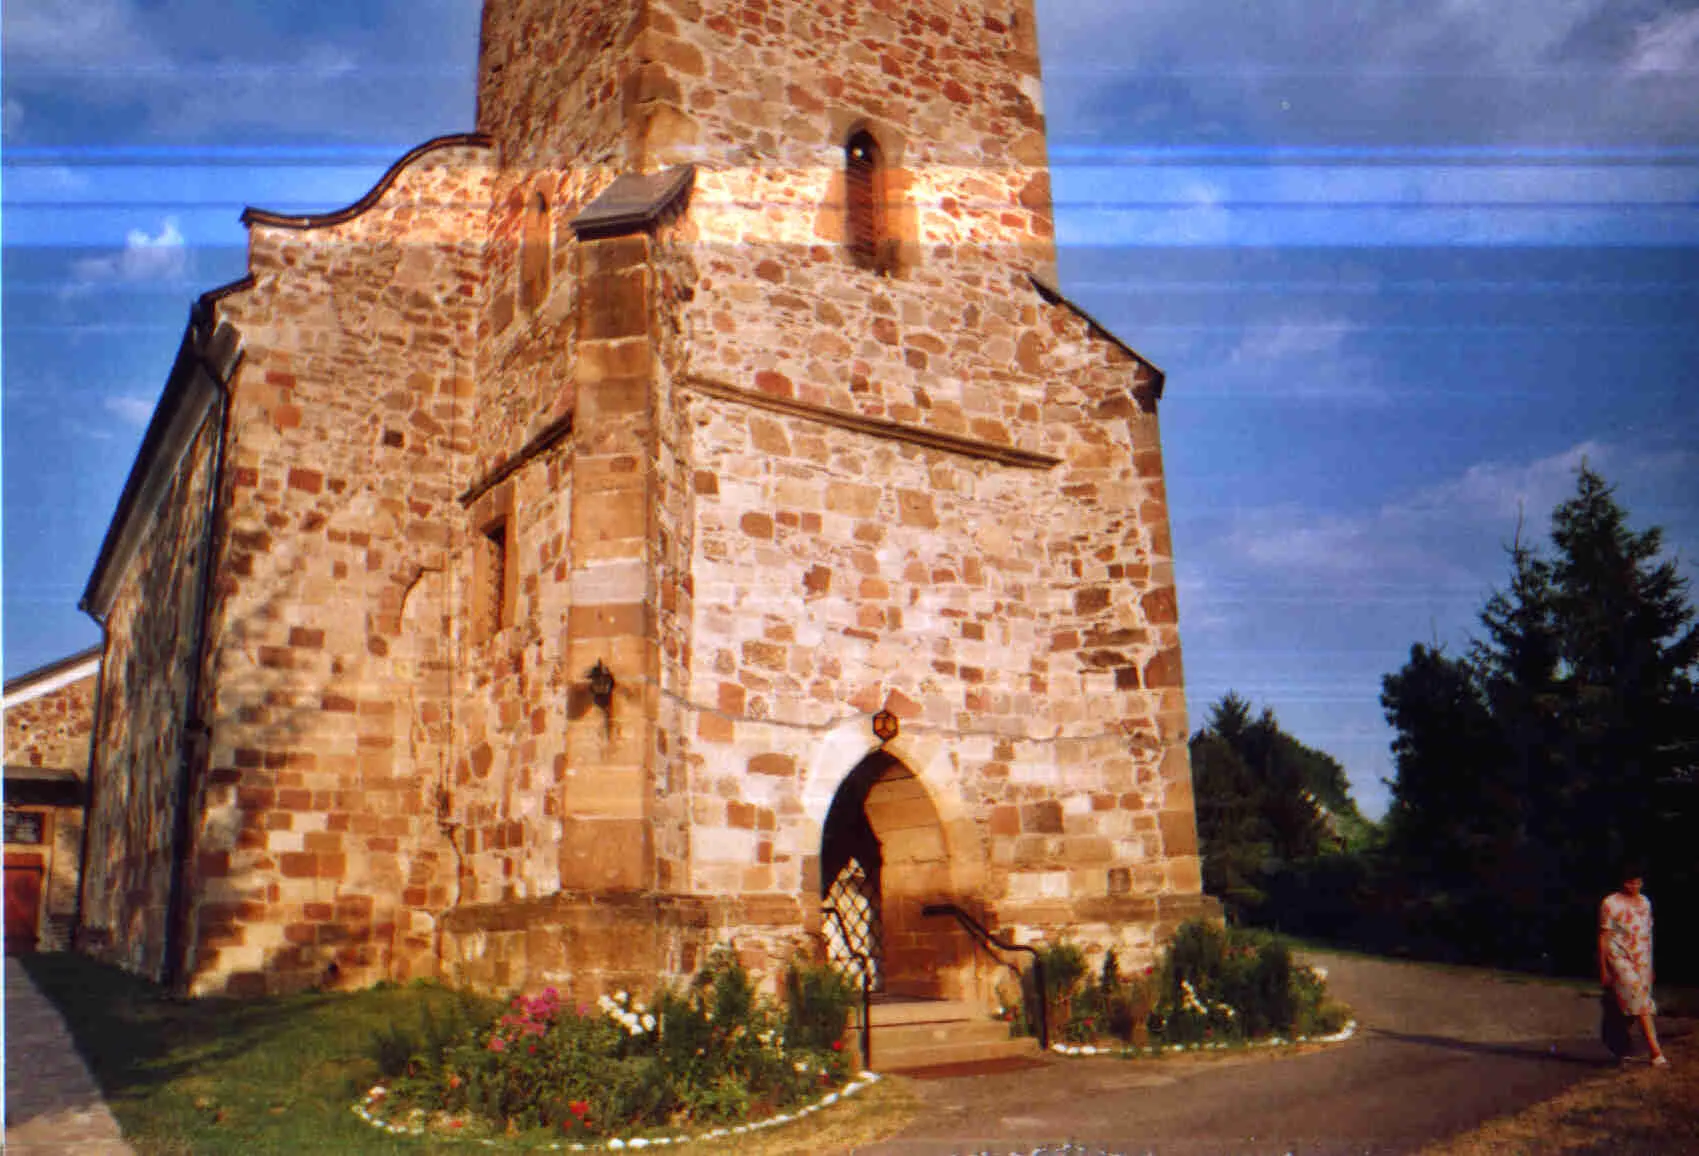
921, 902, 1049, 1051
819, 905, 875, 1070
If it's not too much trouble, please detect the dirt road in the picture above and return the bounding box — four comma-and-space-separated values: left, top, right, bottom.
857, 952, 1643, 1155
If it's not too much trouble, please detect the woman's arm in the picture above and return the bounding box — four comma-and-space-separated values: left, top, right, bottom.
1598, 901, 1613, 986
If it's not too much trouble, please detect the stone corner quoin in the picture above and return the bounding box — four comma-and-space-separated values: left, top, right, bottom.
72, 0, 1211, 1007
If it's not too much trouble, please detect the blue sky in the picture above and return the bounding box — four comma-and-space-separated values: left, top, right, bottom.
5, 0, 1697, 817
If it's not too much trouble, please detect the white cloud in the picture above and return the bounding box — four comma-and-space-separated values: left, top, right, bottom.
1215, 440, 1698, 594
1627, 8, 1699, 73
68, 218, 188, 288
1, 0, 168, 73
102, 393, 156, 428
3, 0, 479, 146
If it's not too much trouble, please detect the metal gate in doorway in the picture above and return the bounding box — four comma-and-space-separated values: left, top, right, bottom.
822, 856, 883, 991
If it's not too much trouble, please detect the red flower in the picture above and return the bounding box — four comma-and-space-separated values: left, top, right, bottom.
528, 1044, 537, 1054
487, 1036, 507, 1052
832, 1040, 844, 1051
568, 1100, 590, 1119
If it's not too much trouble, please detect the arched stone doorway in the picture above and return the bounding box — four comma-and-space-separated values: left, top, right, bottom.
819, 751, 966, 1000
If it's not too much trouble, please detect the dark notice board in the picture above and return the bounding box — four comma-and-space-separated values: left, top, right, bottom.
4, 809, 46, 845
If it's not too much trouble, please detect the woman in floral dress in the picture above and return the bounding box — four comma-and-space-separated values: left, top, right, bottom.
1599, 866, 1667, 1066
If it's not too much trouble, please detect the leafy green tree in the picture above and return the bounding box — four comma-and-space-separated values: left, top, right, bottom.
1191, 729, 1271, 914
1190, 693, 1369, 921
1381, 464, 1699, 974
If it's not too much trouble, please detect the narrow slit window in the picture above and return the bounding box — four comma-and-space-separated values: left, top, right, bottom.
845, 132, 886, 273
474, 520, 508, 641
519, 191, 550, 312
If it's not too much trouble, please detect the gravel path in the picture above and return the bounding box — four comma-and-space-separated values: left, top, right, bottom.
3, 957, 136, 1156
855, 952, 1635, 1155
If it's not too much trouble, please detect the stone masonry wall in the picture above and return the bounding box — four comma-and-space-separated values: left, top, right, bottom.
627, 0, 1199, 984
5, 671, 97, 771
5, 669, 97, 952
79, 416, 218, 979
444, 0, 1206, 996
190, 142, 493, 995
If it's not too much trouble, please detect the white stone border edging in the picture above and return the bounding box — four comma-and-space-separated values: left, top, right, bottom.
353, 1070, 883, 1150
1049, 1020, 1358, 1057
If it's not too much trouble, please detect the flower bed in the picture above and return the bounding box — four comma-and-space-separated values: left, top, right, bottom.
361, 949, 860, 1145
1019, 920, 1353, 1055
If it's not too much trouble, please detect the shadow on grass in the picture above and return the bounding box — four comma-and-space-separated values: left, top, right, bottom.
18, 951, 497, 1155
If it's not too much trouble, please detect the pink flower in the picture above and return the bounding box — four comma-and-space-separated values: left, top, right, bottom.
488, 1036, 507, 1052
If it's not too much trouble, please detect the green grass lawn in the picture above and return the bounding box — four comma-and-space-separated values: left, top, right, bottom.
18, 953, 919, 1154
21, 953, 494, 1155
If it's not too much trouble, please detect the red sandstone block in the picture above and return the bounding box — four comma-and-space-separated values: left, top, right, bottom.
287, 468, 323, 494
284, 922, 317, 945
754, 370, 793, 398
335, 895, 374, 920
257, 646, 292, 670
315, 854, 347, 879
280, 853, 315, 878
304, 902, 334, 920
277, 788, 311, 811
304, 832, 342, 854
321, 694, 356, 713
748, 753, 794, 777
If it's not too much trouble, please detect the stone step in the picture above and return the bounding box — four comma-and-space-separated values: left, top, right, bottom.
873, 1031, 1043, 1073
856, 998, 981, 1027
871, 1016, 1015, 1052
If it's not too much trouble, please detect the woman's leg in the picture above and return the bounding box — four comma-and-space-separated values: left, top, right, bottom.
1636, 1013, 1665, 1063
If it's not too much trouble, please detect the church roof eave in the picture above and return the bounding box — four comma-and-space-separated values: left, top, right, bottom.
1028, 272, 1167, 401
79, 282, 248, 621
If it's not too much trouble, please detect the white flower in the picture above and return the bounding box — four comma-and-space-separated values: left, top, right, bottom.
642, 1014, 656, 1031
615, 990, 629, 1004
794, 1060, 809, 1073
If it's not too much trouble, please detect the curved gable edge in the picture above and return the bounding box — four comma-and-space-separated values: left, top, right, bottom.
240, 132, 494, 232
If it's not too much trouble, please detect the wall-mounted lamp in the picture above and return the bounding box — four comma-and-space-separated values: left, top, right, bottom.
586, 660, 616, 710
872, 710, 899, 743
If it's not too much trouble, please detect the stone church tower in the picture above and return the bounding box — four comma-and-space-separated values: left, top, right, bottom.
77, 0, 1208, 1008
